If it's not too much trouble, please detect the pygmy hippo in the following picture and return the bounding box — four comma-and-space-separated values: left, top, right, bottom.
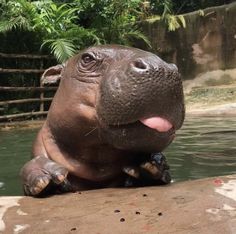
20, 45, 185, 196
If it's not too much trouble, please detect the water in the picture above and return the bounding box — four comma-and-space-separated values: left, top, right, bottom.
165, 116, 236, 181
0, 129, 37, 196
0, 117, 236, 195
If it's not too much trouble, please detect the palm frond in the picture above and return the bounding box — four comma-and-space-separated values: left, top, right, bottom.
0, 20, 17, 33
42, 38, 77, 63
0, 16, 32, 32
124, 29, 151, 48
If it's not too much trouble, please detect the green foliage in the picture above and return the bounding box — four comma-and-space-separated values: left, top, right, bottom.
198, 10, 205, 17
164, 14, 186, 31
0, 0, 100, 62
148, 0, 186, 31
0, 0, 190, 61
75, 0, 150, 46
42, 39, 77, 63
170, 0, 232, 14
0, 0, 36, 32
31, 1, 100, 62
32, 2, 79, 35
148, 0, 231, 30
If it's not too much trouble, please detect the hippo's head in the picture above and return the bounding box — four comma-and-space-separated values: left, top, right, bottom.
42, 45, 185, 153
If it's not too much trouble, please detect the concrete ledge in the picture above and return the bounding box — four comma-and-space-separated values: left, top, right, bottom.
187, 103, 236, 117
1, 175, 236, 234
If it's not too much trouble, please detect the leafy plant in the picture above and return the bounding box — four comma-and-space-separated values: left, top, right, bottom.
32, 1, 100, 62
42, 39, 77, 63
75, 0, 151, 46
0, 0, 187, 61
148, 0, 186, 31
0, 0, 36, 32
0, 0, 100, 62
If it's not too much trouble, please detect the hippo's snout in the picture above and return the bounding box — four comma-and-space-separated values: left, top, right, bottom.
94, 47, 185, 152
98, 53, 184, 132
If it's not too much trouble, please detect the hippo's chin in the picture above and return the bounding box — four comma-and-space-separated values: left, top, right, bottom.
100, 121, 175, 153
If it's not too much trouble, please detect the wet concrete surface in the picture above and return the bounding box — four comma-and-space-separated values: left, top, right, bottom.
1, 174, 236, 234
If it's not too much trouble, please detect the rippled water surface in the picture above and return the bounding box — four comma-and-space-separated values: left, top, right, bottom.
166, 117, 236, 181
0, 117, 236, 195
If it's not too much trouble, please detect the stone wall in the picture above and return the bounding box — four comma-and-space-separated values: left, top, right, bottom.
140, 2, 236, 80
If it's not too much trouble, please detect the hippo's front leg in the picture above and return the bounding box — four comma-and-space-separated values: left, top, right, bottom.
123, 152, 171, 187
20, 156, 71, 196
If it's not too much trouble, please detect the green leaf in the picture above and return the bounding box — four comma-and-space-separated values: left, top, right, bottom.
198, 10, 205, 17
125, 29, 151, 48
0, 16, 32, 32
42, 38, 77, 63
146, 15, 161, 23
177, 15, 186, 28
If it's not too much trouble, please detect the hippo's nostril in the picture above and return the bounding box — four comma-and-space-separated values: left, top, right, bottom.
132, 59, 148, 70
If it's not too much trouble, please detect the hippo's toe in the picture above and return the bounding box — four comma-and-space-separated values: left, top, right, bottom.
26, 174, 51, 196
123, 152, 171, 187
21, 156, 72, 196
140, 152, 171, 185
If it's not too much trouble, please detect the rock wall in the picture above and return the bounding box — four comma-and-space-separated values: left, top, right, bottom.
140, 2, 236, 80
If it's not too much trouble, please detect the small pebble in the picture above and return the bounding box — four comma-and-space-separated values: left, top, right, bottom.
71, 227, 77, 231
120, 218, 125, 222
158, 212, 163, 216
114, 209, 120, 213
73, 191, 82, 194
135, 211, 141, 215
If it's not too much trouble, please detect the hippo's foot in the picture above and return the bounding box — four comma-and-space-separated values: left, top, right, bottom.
20, 156, 72, 196
123, 152, 171, 187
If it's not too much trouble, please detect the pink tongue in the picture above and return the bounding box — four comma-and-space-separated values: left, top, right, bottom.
140, 117, 173, 132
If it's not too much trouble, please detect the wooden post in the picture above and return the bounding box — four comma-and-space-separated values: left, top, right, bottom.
39, 59, 44, 112
0, 53, 57, 123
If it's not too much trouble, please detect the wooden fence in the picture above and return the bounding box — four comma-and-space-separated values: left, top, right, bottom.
0, 53, 57, 122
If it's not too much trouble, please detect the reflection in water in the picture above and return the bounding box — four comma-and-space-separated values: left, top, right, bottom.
0, 182, 4, 188
0, 117, 236, 195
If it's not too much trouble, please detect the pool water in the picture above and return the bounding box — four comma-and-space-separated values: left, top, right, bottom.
0, 129, 37, 195
166, 116, 236, 181
0, 117, 236, 195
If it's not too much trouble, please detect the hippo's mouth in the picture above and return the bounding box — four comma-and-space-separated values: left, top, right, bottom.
101, 116, 176, 152
105, 115, 176, 137
139, 116, 173, 133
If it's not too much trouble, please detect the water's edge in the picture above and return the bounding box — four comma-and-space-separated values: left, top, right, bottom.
1, 116, 236, 195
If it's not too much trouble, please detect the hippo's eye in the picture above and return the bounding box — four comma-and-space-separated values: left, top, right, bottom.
81, 53, 95, 64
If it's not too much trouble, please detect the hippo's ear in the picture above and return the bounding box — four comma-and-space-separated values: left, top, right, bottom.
41, 64, 65, 85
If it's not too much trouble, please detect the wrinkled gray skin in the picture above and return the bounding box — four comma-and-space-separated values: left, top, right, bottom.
20, 45, 185, 196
